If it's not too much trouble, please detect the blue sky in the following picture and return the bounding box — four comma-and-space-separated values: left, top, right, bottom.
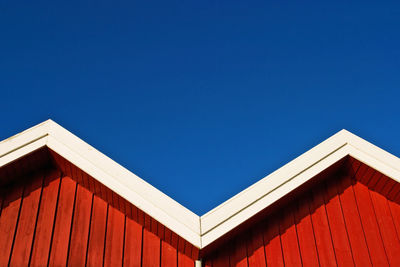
1, 1, 399, 215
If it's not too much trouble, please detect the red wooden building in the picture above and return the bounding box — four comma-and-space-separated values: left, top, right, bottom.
1, 120, 400, 266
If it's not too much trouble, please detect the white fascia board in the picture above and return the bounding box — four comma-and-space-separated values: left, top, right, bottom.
45, 121, 201, 246
200, 130, 349, 234
200, 131, 400, 246
2, 121, 400, 250
0, 120, 49, 160
344, 130, 400, 174
46, 136, 201, 245
201, 145, 352, 247
0, 120, 201, 247
0, 136, 48, 167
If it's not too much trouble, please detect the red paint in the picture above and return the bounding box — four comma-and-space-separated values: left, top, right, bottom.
263, 217, 284, 267
293, 194, 319, 267
104, 205, 125, 267
370, 189, 400, 266
0, 182, 23, 266
353, 175, 390, 266
323, 178, 354, 266
203, 158, 400, 267
0, 160, 197, 267
162, 240, 177, 267
142, 229, 160, 267
68, 184, 93, 266
124, 218, 143, 266
246, 226, 266, 267
30, 170, 61, 267
230, 237, 248, 267
279, 204, 302, 266
178, 237, 194, 267
48, 176, 77, 266
309, 183, 337, 266
5, 152, 400, 267
9, 172, 43, 266
337, 173, 372, 266
212, 247, 230, 267
86, 196, 108, 267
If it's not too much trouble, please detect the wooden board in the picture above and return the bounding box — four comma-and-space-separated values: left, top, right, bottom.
48, 176, 77, 266
9, 172, 43, 267
68, 184, 93, 266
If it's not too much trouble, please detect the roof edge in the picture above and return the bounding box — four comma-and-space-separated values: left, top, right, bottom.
0, 120, 201, 247
1, 122, 400, 249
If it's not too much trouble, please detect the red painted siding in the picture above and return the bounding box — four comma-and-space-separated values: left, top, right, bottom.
0, 151, 197, 267
3, 150, 400, 267
203, 157, 400, 267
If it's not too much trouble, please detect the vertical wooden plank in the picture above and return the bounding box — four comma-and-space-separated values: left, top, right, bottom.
381, 177, 396, 196
263, 217, 284, 267
0, 183, 23, 266
337, 174, 372, 266
388, 201, 400, 240
370, 190, 400, 266
87, 196, 108, 267
309, 184, 337, 266
161, 240, 178, 267
323, 178, 354, 266
48, 176, 77, 266
351, 160, 367, 183
132, 205, 139, 222
192, 246, 199, 261
246, 226, 266, 267
142, 228, 161, 267
62, 159, 73, 178
138, 209, 145, 226
178, 236, 185, 257
71, 163, 80, 185
279, 204, 302, 266
230, 236, 248, 267
157, 222, 165, 240
125, 199, 133, 220
30, 170, 61, 267
104, 206, 125, 267
353, 181, 390, 266
388, 183, 400, 201
294, 194, 319, 267
372, 174, 387, 192
124, 217, 143, 267
366, 171, 382, 189
164, 227, 172, 244
151, 217, 158, 234
9, 172, 44, 267
178, 239, 194, 267
68, 184, 93, 266
184, 242, 194, 262
212, 246, 230, 267
145, 213, 151, 230
388, 200, 400, 266
171, 232, 179, 250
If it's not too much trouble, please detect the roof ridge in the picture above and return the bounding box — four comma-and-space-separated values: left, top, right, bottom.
1, 120, 400, 248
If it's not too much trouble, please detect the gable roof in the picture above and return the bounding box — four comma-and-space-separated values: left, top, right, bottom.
1, 120, 400, 248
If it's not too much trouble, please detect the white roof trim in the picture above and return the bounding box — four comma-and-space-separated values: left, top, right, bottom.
1, 120, 400, 249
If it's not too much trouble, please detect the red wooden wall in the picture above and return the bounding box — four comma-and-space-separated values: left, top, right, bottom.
0, 149, 198, 267
203, 157, 400, 267
3, 149, 400, 267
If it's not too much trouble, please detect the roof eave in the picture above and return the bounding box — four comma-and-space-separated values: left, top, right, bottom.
1, 122, 400, 249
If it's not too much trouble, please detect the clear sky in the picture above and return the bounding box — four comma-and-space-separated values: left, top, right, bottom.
1, 1, 399, 215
